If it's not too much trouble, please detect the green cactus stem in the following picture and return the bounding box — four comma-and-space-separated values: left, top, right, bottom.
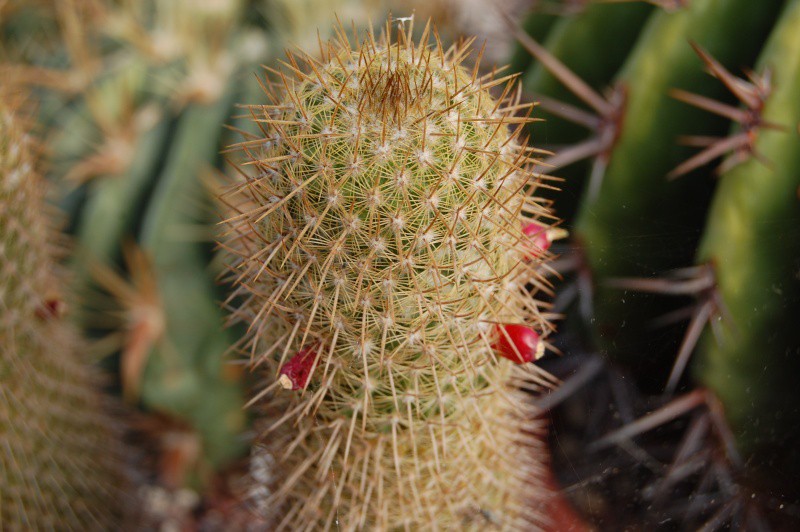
138, 90, 247, 469
694, 0, 800, 468
221, 19, 558, 529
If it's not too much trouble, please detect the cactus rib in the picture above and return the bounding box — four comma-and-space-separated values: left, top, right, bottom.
694, 0, 800, 459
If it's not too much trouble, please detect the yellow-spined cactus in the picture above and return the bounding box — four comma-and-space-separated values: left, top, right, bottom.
0, 90, 132, 529
221, 19, 557, 529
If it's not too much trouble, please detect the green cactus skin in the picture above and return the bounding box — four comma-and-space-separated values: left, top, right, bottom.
0, 91, 132, 529
138, 90, 248, 470
222, 20, 556, 529
694, 0, 800, 468
573, 0, 784, 388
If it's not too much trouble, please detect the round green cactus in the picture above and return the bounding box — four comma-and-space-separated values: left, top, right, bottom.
0, 91, 132, 529
222, 19, 557, 529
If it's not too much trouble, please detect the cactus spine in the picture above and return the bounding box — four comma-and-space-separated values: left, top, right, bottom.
222, 20, 556, 529
0, 90, 131, 528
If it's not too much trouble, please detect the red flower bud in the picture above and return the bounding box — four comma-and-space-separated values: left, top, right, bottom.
279, 346, 318, 390
493, 324, 544, 364
523, 222, 552, 257
35, 297, 66, 320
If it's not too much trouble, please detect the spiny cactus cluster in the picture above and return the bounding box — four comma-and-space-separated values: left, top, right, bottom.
221, 19, 557, 529
10, 0, 799, 527
0, 89, 131, 529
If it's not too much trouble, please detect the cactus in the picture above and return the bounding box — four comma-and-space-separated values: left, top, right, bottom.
511, 0, 781, 376
510, 0, 800, 503
221, 19, 557, 529
571, 0, 783, 383
514, 0, 652, 221
0, 89, 132, 528
58, 0, 259, 476
692, 0, 800, 464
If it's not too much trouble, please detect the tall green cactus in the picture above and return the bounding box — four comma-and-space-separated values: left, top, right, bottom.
221, 20, 557, 529
573, 0, 784, 383
0, 89, 132, 529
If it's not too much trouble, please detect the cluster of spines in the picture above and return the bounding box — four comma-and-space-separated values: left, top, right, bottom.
0, 90, 131, 529
221, 18, 556, 529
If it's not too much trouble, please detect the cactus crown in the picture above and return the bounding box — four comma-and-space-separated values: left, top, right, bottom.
222, 18, 554, 528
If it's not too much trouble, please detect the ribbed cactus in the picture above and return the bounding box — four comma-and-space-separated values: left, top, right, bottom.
0, 91, 131, 528
221, 19, 556, 529
509, 0, 800, 517
692, 0, 800, 464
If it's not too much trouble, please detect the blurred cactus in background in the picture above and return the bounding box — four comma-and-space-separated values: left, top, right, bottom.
0, 87, 133, 529
3, 0, 388, 492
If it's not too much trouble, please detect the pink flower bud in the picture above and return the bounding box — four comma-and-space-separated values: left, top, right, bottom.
523, 222, 552, 257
